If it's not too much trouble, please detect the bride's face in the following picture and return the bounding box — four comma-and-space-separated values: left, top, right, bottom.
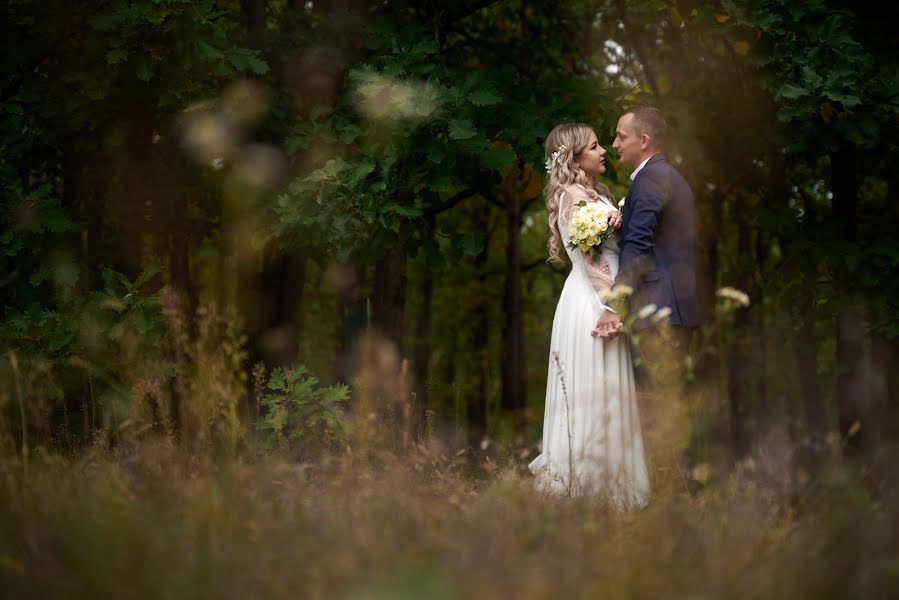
572, 130, 607, 178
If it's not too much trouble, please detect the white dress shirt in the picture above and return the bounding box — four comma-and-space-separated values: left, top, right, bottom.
629, 155, 655, 181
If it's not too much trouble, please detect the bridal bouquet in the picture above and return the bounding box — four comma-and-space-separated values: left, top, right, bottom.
567, 201, 615, 256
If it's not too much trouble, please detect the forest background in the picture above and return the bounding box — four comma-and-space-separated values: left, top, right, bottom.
2, 0, 899, 597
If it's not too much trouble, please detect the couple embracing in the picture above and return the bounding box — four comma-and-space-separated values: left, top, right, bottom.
528, 106, 700, 508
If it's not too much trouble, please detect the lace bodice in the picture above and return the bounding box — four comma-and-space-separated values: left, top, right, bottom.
557, 185, 620, 313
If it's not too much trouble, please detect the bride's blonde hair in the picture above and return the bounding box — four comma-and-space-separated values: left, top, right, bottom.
543, 123, 613, 263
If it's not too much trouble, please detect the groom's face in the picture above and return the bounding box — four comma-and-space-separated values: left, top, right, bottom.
612, 113, 645, 167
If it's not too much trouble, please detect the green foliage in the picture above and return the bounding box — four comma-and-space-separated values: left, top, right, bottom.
256, 365, 350, 457
2, 0, 897, 459
1, 180, 78, 304
271, 18, 617, 268
719, 0, 893, 150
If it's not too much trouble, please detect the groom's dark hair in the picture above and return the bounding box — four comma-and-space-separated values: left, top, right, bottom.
624, 106, 667, 151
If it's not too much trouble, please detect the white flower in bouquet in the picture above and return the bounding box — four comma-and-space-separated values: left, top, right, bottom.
566, 200, 615, 257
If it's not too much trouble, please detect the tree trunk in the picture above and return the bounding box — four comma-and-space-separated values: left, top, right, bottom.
240, 0, 267, 43
869, 333, 890, 451
501, 189, 525, 425
115, 111, 157, 278
335, 260, 366, 383
831, 143, 858, 243
468, 206, 491, 444
836, 307, 867, 446
753, 229, 769, 438
727, 196, 750, 457
372, 244, 407, 354
698, 189, 722, 324
831, 143, 870, 452
254, 251, 306, 368
793, 174, 827, 446
796, 283, 826, 440
412, 240, 434, 440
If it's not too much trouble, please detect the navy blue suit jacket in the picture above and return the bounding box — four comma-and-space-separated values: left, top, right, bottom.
616, 154, 700, 330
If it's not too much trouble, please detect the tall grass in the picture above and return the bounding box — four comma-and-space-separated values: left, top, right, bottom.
2, 433, 897, 598
1, 312, 897, 598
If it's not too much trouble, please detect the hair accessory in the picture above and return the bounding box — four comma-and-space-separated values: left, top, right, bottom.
544, 145, 567, 173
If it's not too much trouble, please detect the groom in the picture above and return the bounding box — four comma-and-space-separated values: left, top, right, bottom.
592, 106, 699, 340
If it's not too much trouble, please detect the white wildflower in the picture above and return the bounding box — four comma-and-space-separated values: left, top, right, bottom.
636, 303, 658, 320
652, 306, 672, 322
716, 286, 750, 307
600, 285, 634, 302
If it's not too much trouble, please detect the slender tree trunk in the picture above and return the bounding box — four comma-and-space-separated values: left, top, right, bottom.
412, 225, 434, 440
615, 0, 661, 98
836, 307, 873, 451
886, 177, 899, 443
115, 111, 156, 278
501, 189, 525, 426
876, 335, 897, 444
753, 229, 769, 436
756, 152, 789, 438
697, 189, 721, 325
335, 260, 366, 383
831, 143, 858, 243
170, 178, 198, 322
240, 0, 267, 44
870, 335, 891, 448
468, 206, 491, 444
727, 195, 750, 457
793, 164, 827, 448
254, 251, 306, 367
60, 137, 93, 440
372, 243, 407, 354
830, 143, 871, 452
796, 284, 825, 440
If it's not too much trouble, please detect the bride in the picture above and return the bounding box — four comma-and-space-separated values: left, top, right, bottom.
528, 122, 650, 508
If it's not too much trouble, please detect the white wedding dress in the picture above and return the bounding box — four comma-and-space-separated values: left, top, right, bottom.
529, 184, 650, 508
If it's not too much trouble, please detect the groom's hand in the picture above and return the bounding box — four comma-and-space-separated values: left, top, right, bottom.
592, 310, 622, 339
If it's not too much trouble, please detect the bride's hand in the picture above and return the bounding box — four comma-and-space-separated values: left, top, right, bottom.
608, 210, 623, 229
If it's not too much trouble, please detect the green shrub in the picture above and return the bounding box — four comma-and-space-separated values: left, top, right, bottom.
255, 365, 350, 458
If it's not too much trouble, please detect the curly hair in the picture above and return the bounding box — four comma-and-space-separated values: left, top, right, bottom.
543, 123, 613, 263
